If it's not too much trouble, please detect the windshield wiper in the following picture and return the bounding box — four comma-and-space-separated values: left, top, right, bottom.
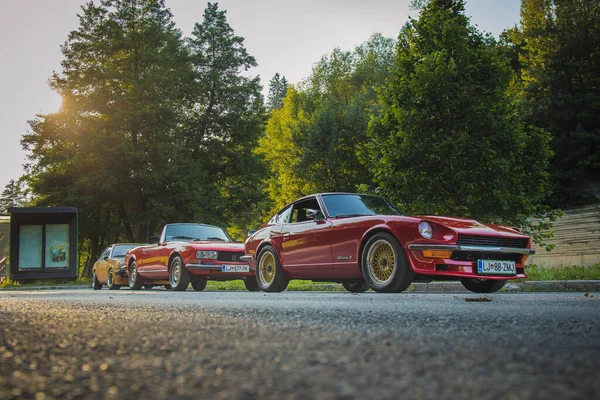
206, 237, 227, 241
171, 235, 201, 241
333, 213, 371, 219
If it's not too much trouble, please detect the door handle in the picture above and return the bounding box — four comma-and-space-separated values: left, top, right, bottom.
282, 233, 290, 238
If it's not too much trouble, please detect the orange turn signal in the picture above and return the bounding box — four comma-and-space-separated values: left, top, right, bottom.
520, 255, 529, 263
421, 250, 453, 259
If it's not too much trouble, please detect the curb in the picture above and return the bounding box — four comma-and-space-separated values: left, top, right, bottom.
1, 281, 600, 292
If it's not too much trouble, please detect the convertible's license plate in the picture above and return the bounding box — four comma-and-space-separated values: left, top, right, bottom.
477, 260, 516, 275
221, 265, 250, 273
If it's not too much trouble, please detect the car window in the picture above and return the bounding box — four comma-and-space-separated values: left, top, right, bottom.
164, 224, 231, 242
290, 198, 321, 224
276, 206, 293, 224
321, 194, 404, 217
99, 246, 111, 261
111, 244, 140, 259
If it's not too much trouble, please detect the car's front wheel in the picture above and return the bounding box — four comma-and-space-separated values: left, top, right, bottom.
169, 255, 191, 291
361, 232, 414, 293
342, 280, 370, 293
92, 271, 102, 290
191, 278, 207, 291
256, 245, 289, 292
460, 279, 507, 293
244, 276, 260, 292
128, 261, 143, 290
107, 269, 120, 290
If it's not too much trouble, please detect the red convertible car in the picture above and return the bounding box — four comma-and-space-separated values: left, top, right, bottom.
125, 223, 257, 291
242, 193, 535, 293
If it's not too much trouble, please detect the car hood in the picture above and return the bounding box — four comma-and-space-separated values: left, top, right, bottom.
414, 215, 527, 239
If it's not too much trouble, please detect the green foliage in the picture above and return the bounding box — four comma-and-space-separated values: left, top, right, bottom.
266, 73, 288, 112
362, 0, 552, 228
507, 0, 600, 208
21, 1, 265, 274
0, 179, 29, 214
259, 34, 395, 214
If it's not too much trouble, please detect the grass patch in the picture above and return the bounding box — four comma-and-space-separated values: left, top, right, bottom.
520, 263, 600, 281
0, 278, 89, 289
206, 280, 344, 291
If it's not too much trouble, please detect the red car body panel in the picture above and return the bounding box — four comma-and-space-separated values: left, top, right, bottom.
244, 193, 532, 282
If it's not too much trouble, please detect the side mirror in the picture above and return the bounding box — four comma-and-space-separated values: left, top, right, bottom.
149, 235, 160, 244
306, 209, 324, 221
103, 256, 109, 261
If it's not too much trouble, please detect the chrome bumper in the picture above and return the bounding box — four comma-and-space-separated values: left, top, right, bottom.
407, 244, 535, 255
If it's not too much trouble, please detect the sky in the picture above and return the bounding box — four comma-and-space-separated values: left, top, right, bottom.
0, 0, 522, 192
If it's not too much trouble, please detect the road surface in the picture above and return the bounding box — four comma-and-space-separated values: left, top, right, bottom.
0, 289, 598, 399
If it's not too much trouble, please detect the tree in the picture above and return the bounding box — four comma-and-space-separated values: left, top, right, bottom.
509, 0, 600, 208
266, 73, 288, 112
185, 2, 267, 237
0, 179, 28, 214
362, 0, 552, 226
258, 34, 395, 212
21, 0, 189, 272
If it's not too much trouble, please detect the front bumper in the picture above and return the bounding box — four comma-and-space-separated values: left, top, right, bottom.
406, 244, 533, 280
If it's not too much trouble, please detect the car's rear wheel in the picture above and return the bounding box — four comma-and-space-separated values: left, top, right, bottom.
128, 261, 143, 290
342, 280, 370, 293
460, 279, 507, 293
92, 271, 102, 290
107, 269, 120, 290
191, 278, 207, 291
169, 255, 190, 291
256, 245, 289, 292
361, 232, 414, 293
244, 276, 260, 292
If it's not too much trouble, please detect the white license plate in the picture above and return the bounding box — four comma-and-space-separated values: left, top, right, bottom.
477, 260, 516, 275
221, 265, 250, 273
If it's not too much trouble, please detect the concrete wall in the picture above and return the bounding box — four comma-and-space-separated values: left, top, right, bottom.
528, 204, 600, 267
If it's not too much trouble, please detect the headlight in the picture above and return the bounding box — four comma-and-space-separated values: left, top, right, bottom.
196, 250, 218, 259
418, 221, 433, 239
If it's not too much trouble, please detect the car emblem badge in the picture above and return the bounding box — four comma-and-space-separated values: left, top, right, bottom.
232, 255, 237, 261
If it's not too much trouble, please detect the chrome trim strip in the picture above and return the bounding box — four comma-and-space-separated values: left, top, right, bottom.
240, 255, 253, 262
141, 269, 166, 273
407, 244, 535, 255
186, 264, 220, 270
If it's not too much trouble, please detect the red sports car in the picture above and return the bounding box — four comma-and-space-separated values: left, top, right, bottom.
242, 193, 535, 293
125, 223, 257, 291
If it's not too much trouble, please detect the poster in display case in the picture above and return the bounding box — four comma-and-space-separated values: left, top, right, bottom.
18, 225, 43, 270
45, 224, 69, 268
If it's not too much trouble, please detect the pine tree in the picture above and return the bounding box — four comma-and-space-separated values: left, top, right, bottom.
0, 180, 28, 214
363, 0, 551, 226
185, 2, 267, 235
267, 73, 288, 112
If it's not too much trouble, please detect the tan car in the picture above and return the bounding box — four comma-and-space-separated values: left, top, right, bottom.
92, 243, 141, 290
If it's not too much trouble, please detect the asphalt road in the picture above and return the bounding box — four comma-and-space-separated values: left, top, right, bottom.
0, 289, 598, 399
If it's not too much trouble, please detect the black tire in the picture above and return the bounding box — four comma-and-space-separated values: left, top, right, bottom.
361, 232, 414, 293
164, 284, 172, 290
92, 271, 102, 290
107, 269, 121, 290
342, 280, 370, 293
460, 279, 507, 293
256, 245, 289, 292
169, 255, 191, 291
128, 261, 144, 290
191, 279, 207, 291
244, 276, 260, 292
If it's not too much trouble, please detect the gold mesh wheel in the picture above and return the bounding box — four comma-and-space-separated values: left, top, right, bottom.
258, 251, 276, 286
366, 239, 396, 285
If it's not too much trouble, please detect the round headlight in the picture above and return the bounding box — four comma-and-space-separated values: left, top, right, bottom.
418, 221, 433, 239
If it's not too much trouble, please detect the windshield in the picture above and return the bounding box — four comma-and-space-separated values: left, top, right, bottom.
112, 244, 139, 259
165, 224, 231, 242
321, 194, 404, 218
